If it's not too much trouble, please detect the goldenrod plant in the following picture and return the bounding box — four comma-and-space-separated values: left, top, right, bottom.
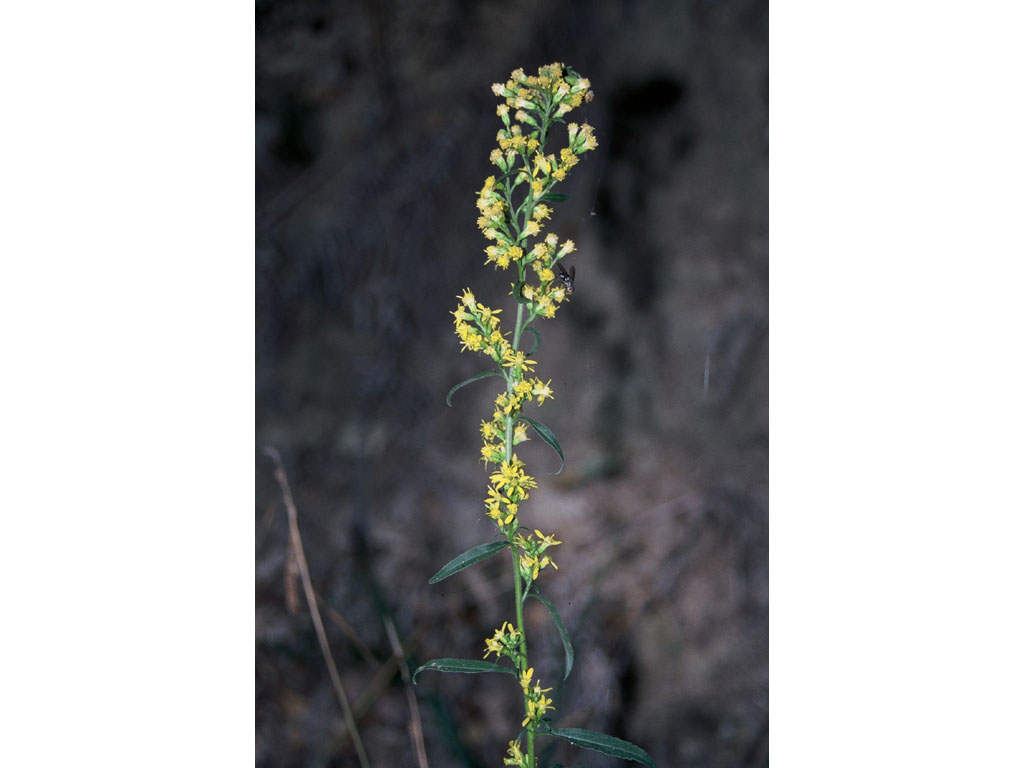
414, 63, 656, 768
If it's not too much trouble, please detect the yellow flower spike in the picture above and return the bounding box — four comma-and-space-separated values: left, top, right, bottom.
438, 65, 610, 768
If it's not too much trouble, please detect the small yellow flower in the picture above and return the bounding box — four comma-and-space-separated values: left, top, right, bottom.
503, 503, 518, 525
478, 304, 502, 325
503, 740, 526, 767
481, 420, 500, 441
519, 666, 534, 693
502, 349, 537, 372
532, 379, 554, 404
534, 529, 561, 549
486, 484, 510, 508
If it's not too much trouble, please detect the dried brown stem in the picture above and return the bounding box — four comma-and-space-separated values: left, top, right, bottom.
384, 616, 430, 768
264, 446, 372, 768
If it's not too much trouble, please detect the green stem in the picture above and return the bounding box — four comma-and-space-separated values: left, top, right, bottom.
506, 106, 555, 768
504, 295, 535, 767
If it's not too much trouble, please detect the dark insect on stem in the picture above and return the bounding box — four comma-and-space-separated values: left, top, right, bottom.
557, 263, 575, 294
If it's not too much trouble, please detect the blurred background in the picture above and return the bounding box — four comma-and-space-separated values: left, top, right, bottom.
256, 0, 767, 765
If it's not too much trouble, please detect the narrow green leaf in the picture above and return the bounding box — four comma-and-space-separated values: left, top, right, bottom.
517, 415, 564, 474
541, 192, 569, 203
446, 370, 503, 407
429, 540, 510, 584
544, 728, 657, 768
412, 658, 516, 685
522, 325, 541, 356
529, 589, 574, 680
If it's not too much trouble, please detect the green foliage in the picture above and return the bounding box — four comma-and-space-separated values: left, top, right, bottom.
446, 370, 505, 407
543, 727, 658, 767
517, 415, 564, 474
522, 325, 542, 356
527, 589, 573, 680
413, 658, 515, 685
428, 540, 510, 583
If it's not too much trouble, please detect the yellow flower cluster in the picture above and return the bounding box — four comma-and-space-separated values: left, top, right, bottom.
451, 288, 506, 358
476, 63, 598, 324
514, 528, 562, 581
518, 666, 555, 727
484, 454, 538, 528
483, 620, 523, 661
503, 739, 526, 767
451, 286, 557, 473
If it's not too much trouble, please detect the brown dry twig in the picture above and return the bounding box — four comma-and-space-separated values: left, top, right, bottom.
384, 616, 429, 768
263, 446, 372, 768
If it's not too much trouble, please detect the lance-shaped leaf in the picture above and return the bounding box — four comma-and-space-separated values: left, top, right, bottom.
522, 325, 541, 356
528, 589, 574, 680
543, 728, 657, 768
517, 415, 564, 474
412, 658, 516, 685
429, 540, 510, 584
446, 370, 504, 407
540, 192, 569, 203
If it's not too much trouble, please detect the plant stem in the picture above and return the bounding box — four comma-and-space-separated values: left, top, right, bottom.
504, 297, 535, 767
